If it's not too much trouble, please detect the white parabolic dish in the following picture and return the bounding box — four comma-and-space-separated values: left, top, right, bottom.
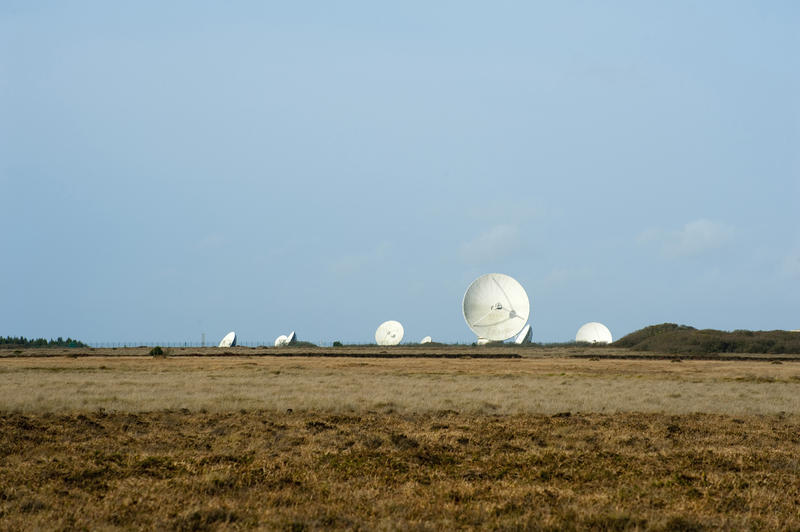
274, 335, 288, 347
576, 322, 613, 344
463, 273, 530, 341
218, 331, 236, 348
375, 320, 404, 346
420, 336, 432, 344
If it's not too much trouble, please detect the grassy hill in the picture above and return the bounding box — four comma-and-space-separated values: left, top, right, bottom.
613, 323, 800, 355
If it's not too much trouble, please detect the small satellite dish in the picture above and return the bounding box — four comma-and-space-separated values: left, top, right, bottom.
476, 337, 491, 345
375, 320, 404, 346
286, 331, 297, 345
218, 331, 236, 348
274, 334, 288, 347
463, 273, 530, 342
420, 336, 432, 344
576, 322, 613, 344
515, 324, 532, 345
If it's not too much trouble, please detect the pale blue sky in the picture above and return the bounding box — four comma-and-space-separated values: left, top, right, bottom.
1, 2, 798, 344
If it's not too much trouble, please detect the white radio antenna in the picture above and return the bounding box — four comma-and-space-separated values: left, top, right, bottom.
218, 331, 236, 348
576, 322, 612, 344
463, 273, 530, 342
375, 320, 404, 346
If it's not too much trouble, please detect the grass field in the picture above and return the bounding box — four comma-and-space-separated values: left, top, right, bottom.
2, 354, 800, 415
2, 349, 800, 529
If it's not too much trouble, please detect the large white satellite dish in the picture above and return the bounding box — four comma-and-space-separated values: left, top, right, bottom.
218, 331, 236, 348
420, 336, 432, 344
576, 322, 613, 344
274, 331, 297, 347
274, 334, 288, 347
463, 273, 530, 342
375, 320, 404, 346
515, 324, 532, 345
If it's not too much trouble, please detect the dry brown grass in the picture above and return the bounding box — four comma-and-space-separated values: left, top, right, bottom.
1, 356, 800, 415
3, 352, 800, 529
2, 410, 799, 530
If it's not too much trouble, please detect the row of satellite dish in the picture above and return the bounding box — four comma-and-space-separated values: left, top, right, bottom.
217, 330, 297, 348
216, 273, 613, 348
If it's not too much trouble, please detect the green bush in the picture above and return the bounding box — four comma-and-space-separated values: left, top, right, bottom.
149, 346, 165, 357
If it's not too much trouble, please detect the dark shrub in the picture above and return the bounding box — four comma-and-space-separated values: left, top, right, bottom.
149, 346, 165, 357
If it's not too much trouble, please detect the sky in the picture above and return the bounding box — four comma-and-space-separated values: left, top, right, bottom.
1, 1, 798, 345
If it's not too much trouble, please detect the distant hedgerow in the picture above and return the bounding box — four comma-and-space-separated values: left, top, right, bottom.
0, 336, 87, 348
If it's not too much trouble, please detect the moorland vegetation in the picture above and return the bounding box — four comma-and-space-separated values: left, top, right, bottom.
612, 323, 800, 355
2, 344, 800, 528
1, 410, 798, 530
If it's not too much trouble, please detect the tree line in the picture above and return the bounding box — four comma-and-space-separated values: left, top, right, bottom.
0, 336, 87, 348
